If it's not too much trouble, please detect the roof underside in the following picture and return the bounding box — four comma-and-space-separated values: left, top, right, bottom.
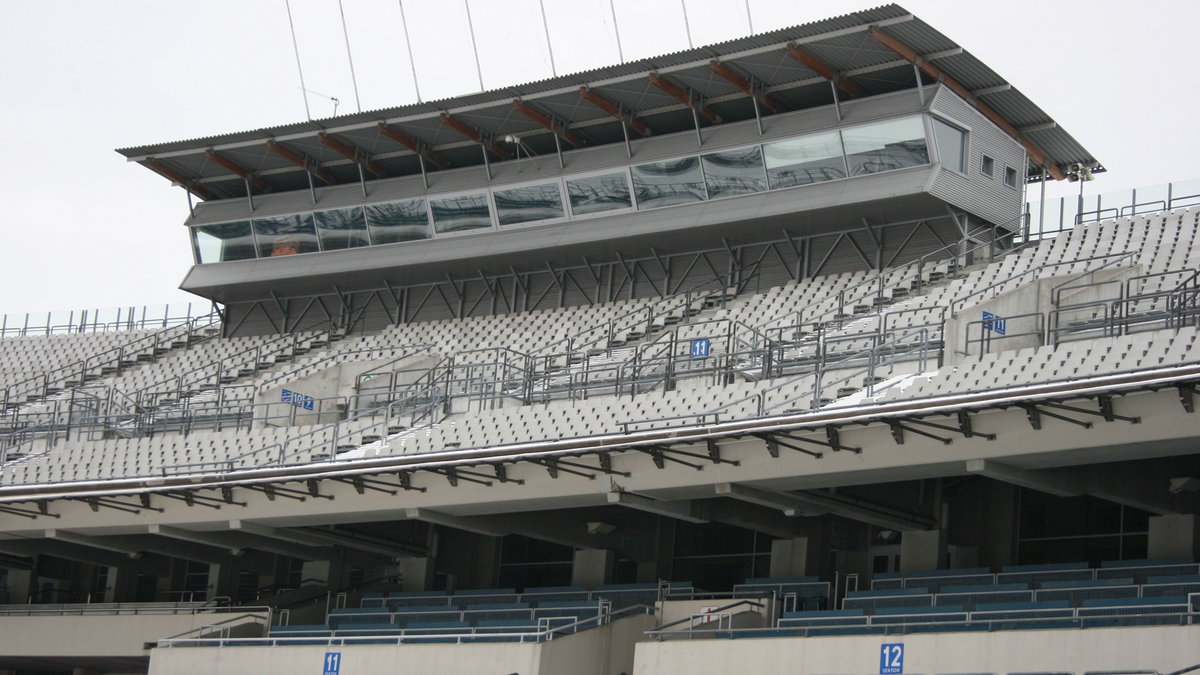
117, 4, 1100, 202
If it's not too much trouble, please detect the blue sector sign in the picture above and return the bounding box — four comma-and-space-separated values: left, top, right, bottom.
690, 338, 711, 358
323, 652, 342, 675
880, 643, 904, 674
982, 311, 1007, 335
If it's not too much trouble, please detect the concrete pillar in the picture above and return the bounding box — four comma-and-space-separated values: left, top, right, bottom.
571, 549, 614, 587
899, 529, 947, 574
398, 557, 435, 592
4, 569, 33, 604
769, 537, 810, 578
1148, 514, 1199, 559
101, 565, 118, 603
302, 560, 345, 588
207, 562, 240, 601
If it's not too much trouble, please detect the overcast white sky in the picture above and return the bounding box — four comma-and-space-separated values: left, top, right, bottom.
0, 0, 1195, 317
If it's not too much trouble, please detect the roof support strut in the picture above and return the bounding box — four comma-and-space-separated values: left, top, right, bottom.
266, 140, 334, 184
376, 123, 450, 169
578, 87, 652, 137
438, 113, 511, 160
786, 43, 862, 97
512, 99, 584, 147
316, 132, 386, 177
204, 150, 273, 192
648, 72, 721, 124
708, 60, 786, 113
141, 160, 216, 201
867, 26, 1065, 180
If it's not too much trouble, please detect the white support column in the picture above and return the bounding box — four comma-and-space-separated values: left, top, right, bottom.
571, 548, 614, 588
1148, 514, 1199, 559
899, 529, 947, 574
769, 537, 810, 578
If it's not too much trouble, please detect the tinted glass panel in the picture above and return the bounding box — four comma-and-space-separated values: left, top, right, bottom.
314, 206, 370, 251
632, 157, 706, 209
252, 213, 319, 258
701, 146, 767, 198
193, 221, 256, 263
430, 193, 492, 233
494, 183, 564, 226
932, 118, 966, 172
432, 193, 492, 233
842, 116, 929, 176
566, 172, 632, 216
763, 131, 846, 189
365, 199, 430, 244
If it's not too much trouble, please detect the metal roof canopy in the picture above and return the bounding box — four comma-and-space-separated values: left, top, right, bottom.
117, 4, 1101, 202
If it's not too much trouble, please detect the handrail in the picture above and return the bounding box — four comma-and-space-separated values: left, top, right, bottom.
647, 599, 765, 634
755, 234, 1005, 341
950, 251, 1136, 314
0, 303, 218, 338
156, 609, 273, 640
157, 602, 654, 648
2, 314, 219, 411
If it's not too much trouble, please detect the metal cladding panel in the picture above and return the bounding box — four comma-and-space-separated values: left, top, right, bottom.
179, 167, 941, 303
928, 87, 1026, 227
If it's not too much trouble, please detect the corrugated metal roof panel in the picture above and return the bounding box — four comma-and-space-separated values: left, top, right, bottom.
119, 3, 1099, 196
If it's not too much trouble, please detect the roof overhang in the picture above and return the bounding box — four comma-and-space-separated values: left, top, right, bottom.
117, 4, 1101, 203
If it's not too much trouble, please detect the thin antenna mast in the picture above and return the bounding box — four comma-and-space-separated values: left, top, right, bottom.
538, 0, 556, 77
337, 0, 362, 113
680, 0, 693, 49
745, 0, 754, 34
397, 0, 422, 103
464, 0, 485, 91
609, 0, 624, 63
284, 0, 312, 120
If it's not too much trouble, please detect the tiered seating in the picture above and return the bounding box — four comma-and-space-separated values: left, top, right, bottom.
772, 558, 1198, 637
265, 582, 686, 644
5, 209, 1200, 485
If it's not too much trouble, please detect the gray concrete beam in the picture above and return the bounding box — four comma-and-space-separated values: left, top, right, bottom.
44, 530, 142, 559
606, 493, 706, 524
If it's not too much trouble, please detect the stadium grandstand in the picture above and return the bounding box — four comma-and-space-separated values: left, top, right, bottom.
2, 4, 1200, 675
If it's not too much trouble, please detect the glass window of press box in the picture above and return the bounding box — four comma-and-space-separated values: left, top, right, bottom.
191, 114, 940, 263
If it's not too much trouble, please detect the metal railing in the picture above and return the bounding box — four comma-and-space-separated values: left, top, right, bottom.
1024, 177, 1200, 241
0, 302, 218, 338
157, 602, 654, 648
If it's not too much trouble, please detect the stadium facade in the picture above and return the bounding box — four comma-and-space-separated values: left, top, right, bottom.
1, 5, 1198, 675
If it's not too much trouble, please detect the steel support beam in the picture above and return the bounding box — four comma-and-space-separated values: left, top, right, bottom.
266, 140, 334, 184
141, 160, 216, 200
316, 132, 386, 177
868, 26, 1065, 180
786, 43, 862, 97
438, 113, 511, 159
648, 72, 721, 124
376, 123, 450, 168
708, 60, 785, 112
204, 149, 273, 192
578, 87, 652, 136
512, 99, 584, 147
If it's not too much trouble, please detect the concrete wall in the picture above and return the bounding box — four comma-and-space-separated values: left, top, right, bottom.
0, 611, 267, 660
945, 266, 1137, 363
633, 625, 1200, 675
254, 355, 430, 427
148, 613, 657, 675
